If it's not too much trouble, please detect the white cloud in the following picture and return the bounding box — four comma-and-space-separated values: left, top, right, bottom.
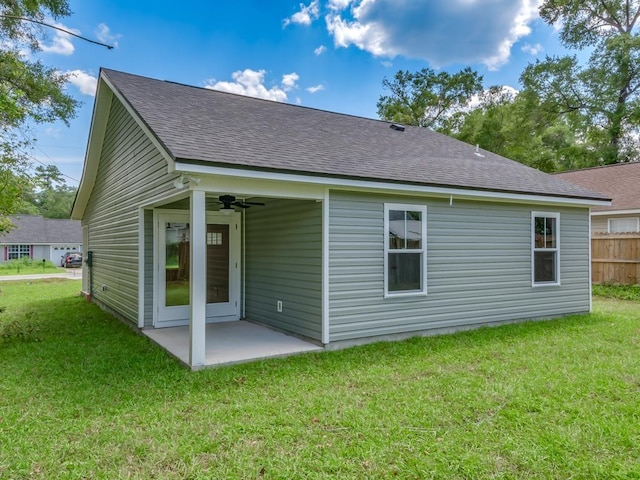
323, 0, 543, 70
96, 23, 121, 48
45, 126, 62, 138
283, 1, 320, 26
381, 60, 393, 67
306, 84, 325, 93
39, 22, 77, 55
65, 70, 98, 96
482, 0, 541, 70
282, 72, 300, 90
314, 44, 327, 55
326, 12, 389, 57
328, 0, 353, 10
205, 69, 300, 102
522, 42, 543, 56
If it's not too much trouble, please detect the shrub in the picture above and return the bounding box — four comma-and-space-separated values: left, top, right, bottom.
0, 257, 58, 273
592, 283, 640, 301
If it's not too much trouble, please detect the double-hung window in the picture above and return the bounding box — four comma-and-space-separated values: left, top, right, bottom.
532, 212, 560, 286
384, 204, 427, 296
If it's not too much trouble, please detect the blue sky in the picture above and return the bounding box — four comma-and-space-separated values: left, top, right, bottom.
28, 0, 569, 186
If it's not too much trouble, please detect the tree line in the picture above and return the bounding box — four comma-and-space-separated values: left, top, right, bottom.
377, 1, 640, 173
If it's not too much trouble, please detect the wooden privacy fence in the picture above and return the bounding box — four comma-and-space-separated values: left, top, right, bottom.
592, 234, 640, 285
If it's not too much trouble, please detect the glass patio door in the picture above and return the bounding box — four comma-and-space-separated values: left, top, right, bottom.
155, 211, 240, 327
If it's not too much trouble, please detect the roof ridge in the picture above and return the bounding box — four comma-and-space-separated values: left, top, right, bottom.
555, 161, 640, 174
102, 68, 418, 131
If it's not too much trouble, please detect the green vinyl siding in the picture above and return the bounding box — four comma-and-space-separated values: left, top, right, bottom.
244, 198, 322, 340
82, 97, 176, 325
328, 191, 591, 342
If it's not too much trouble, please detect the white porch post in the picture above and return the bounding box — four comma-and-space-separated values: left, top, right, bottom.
189, 190, 207, 367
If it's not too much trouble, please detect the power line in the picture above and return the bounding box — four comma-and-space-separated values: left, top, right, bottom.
14, 130, 81, 184
21, 149, 81, 184
0, 14, 114, 50
30, 146, 81, 183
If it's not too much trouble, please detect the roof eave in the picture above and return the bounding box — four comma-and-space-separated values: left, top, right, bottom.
71, 72, 114, 220
591, 208, 640, 216
173, 159, 612, 208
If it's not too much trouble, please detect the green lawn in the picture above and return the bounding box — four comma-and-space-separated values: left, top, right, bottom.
1, 280, 639, 479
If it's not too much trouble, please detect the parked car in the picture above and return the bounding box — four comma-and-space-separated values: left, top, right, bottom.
61, 252, 83, 268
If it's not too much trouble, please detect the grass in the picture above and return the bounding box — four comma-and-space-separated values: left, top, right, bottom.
166, 281, 190, 306
593, 283, 640, 301
0, 257, 64, 276
0, 281, 639, 479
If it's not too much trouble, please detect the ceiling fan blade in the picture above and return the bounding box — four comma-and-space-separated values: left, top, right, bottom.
216, 195, 265, 209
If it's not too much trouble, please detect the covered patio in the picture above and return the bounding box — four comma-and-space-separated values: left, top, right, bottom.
142, 320, 323, 369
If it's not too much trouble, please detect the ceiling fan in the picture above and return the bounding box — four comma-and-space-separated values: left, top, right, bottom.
217, 195, 265, 211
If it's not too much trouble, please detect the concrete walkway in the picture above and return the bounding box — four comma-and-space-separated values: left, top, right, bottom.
0, 269, 83, 282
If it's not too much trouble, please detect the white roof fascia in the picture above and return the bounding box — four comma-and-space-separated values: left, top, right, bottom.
71, 77, 113, 220
591, 209, 640, 216
175, 162, 612, 208
101, 73, 176, 172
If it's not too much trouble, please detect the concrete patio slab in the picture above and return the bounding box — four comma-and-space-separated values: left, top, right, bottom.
143, 320, 323, 368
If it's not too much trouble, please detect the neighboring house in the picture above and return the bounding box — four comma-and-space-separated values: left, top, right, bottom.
555, 163, 640, 234
72, 69, 609, 368
0, 215, 82, 264
555, 163, 640, 285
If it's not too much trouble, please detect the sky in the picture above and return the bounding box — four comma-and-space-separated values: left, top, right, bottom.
25, 0, 571, 186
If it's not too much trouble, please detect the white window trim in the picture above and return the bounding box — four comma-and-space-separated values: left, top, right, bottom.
384, 203, 428, 298
607, 217, 640, 233
531, 211, 561, 287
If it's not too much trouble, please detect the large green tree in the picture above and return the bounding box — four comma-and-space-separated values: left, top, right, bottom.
18, 165, 77, 218
377, 67, 483, 130
0, 0, 78, 232
525, 0, 640, 164
450, 86, 594, 172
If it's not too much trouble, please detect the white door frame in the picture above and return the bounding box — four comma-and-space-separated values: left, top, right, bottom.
153, 209, 241, 328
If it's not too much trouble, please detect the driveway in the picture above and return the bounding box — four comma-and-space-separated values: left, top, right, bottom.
0, 269, 83, 282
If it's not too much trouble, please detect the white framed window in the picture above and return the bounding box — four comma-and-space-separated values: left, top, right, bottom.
532, 212, 560, 286
384, 204, 427, 297
8, 244, 30, 260
608, 217, 640, 233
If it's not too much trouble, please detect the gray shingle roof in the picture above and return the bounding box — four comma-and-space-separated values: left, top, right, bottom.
0, 215, 81, 244
102, 69, 608, 202
554, 163, 640, 212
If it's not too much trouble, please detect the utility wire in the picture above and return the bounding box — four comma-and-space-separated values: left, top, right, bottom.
16, 129, 81, 184
20, 148, 81, 184
0, 14, 114, 49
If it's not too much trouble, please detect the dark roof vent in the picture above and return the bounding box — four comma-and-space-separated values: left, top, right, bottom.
390, 123, 405, 132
